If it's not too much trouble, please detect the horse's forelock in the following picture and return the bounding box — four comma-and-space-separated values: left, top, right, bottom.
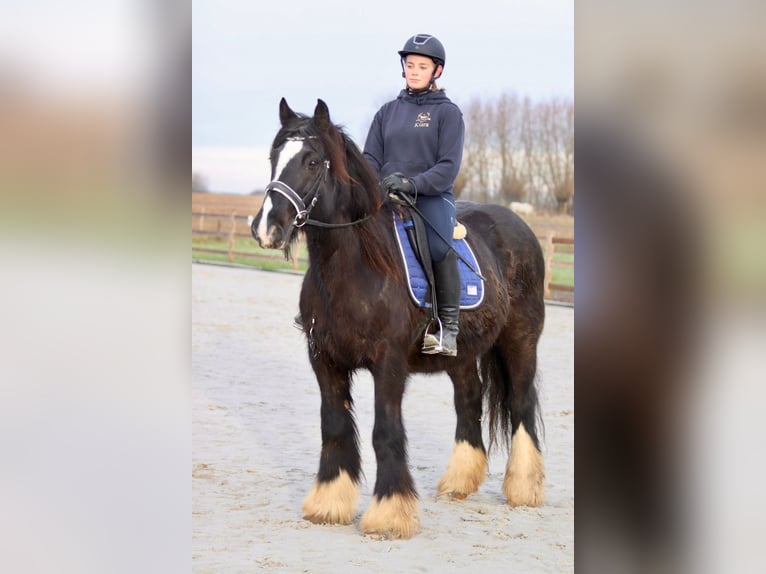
271, 117, 311, 154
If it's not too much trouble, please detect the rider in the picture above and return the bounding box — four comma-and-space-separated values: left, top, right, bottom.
363, 34, 465, 357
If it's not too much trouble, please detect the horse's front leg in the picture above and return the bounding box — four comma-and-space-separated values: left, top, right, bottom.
359, 365, 419, 539
302, 362, 361, 525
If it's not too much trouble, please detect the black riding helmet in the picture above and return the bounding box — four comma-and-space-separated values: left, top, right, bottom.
398, 34, 446, 94
398, 34, 446, 67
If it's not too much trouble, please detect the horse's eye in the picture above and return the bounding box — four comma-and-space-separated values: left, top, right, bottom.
308, 159, 319, 168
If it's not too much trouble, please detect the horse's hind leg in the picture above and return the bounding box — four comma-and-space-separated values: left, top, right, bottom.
302, 364, 361, 525
503, 320, 545, 507
437, 363, 487, 499
487, 305, 545, 507
359, 365, 419, 539
504, 399, 545, 507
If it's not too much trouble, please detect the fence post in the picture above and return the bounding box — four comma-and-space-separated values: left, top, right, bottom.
198, 206, 205, 233
228, 211, 237, 263
544, 231, 555, 300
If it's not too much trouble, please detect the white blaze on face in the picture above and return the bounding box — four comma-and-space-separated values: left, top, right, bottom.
256, 139, 304, 246
255, 195, 274, 244
275, 139, 304, 180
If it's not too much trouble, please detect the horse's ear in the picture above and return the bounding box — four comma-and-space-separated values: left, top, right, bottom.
314, 99, 331, 133
279, 98, 297, 126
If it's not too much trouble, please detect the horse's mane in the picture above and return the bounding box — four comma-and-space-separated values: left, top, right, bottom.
274, 114, 402, 279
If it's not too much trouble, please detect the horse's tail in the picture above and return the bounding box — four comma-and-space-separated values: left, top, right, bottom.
480, 344, 544, 454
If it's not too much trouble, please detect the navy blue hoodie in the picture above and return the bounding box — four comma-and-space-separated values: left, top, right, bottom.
363, 89, 464, 198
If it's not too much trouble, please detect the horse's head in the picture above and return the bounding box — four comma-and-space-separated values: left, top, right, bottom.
252, 98, 381, 254
251, 98, 333, 251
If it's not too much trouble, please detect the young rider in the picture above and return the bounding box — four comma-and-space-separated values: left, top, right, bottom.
363, 34, 465, 356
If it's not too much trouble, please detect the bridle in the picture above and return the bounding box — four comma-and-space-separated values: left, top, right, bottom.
264, 136, 372, 230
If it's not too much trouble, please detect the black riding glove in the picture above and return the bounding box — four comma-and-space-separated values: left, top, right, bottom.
382, 173, 416, 204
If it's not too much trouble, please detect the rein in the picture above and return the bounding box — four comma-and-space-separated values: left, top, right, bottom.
265, 137, 372, 230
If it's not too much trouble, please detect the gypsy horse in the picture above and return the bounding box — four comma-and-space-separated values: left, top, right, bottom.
252, 98, 546, 539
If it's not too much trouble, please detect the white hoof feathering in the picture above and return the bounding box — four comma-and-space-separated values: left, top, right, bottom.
359, 492, 419, 539
301, 470, 359, 525
503, 423, 545, 507
437, 441, 487, 499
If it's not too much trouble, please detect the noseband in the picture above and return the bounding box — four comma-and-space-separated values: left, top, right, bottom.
264, 170, 326, 229
264, 137, 371, 229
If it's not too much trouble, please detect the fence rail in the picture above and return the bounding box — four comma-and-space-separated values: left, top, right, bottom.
541, 233, 574, 300
192, 207, 573, 303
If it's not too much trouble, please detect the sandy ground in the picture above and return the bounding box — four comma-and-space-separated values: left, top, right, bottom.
192, 263, 573, 573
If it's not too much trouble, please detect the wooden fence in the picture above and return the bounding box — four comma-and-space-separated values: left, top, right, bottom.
192, 200, 573, 304
541, 233, 574, 302
191, 207, 307, 269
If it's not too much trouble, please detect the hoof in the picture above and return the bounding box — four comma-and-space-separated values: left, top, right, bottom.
437, 441, 487, 499
301, 470, 359, 524
359, 492, 419, 539
503, 423, 545, 507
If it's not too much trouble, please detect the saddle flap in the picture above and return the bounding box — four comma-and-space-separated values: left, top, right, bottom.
393, 213, 485, 310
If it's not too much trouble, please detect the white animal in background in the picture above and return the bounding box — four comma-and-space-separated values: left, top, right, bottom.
510, 202, 534, 216
247, 215, 255, 227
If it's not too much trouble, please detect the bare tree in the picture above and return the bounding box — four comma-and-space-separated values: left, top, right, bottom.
452, 166, 468, 199
459, 97, 494, 202
520, 96, 546, 208
520, 97, 574, 213
544, 97, 574, 214
457, 93, 573, 212
494, 93, 527, 204
561, 99, 574, 213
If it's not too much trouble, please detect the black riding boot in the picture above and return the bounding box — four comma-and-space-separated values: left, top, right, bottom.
422, 250, 461, 357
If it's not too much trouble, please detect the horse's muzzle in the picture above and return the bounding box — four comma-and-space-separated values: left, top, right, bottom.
253, 221, 285, 250
251, 216, 269, 248
250, 216, 260, 242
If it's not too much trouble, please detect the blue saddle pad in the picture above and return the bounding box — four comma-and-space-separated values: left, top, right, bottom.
393, 213, 485, 310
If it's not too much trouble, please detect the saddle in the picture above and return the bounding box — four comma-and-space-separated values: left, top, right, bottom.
392, 210, 485, 311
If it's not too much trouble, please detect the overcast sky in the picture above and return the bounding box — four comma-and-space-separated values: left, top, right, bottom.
192, 0, 573, 193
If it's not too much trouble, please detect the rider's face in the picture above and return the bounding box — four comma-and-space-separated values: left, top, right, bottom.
404, 55, 441, 91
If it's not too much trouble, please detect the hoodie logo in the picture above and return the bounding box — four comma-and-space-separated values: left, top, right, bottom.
414, 112, 431, 128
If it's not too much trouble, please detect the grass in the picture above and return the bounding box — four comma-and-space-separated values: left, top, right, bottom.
192, 234, 574, 290
192, 235, 308, 272
550, 250, 574, 288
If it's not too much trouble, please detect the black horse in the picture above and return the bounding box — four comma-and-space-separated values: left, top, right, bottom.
252, 99, 546, 539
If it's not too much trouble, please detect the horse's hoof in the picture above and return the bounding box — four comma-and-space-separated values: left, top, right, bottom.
503, 423, 545, 507
437, 491, 467, 501
436, 441, 487, 500
301, 470, 359, 525
504, 470, 545, 507
359, 493, 419, 539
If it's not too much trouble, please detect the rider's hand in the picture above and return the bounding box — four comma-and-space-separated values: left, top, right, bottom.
382, 173, 415, 196
382, 173, 416, 205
